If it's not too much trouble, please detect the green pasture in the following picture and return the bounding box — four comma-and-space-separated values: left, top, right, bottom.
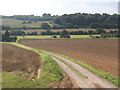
17, 35, 100, 40
1, 19, 49, 28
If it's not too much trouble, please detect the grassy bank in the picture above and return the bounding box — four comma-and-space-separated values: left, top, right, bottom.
2, 42, 63, 88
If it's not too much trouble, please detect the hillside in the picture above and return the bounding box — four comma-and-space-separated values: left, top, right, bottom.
1, 18, 49, 28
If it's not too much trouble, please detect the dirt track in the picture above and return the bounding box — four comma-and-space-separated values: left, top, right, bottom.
2, 43, 41, 79
43, 51, 116, 88
20, 39, 118, 77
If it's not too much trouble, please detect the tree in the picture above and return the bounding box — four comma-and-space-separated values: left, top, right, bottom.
88, 30, 94, 35
77, 31, 84, 35
4, 30, 10, 38
90, 23, 101, 29
66, 23, 74, 29
56, 31, 60, 35
41, 23, 51, 30
60, 30, 70, 38
42, 13, 51, 17
96, 28, 105, 34
109, 31, 114, 34
54, 18, 62, 25
23, 26, 26, 30
53, 36, 57, 38
100, 33, 111, 38
2, 30, 17, 42
2, 25, 6, 30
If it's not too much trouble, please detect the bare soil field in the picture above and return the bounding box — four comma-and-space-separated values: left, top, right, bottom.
20, 39, 118, 77
2, 43, 41, 79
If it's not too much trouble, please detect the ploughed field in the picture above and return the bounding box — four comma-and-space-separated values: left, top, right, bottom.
2, 44, 41, 79
20, 39, 118, 77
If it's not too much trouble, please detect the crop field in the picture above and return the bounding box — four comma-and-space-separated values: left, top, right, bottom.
2, 43, 41, 79
1, 19, 49, 28
20, 39, 118, 78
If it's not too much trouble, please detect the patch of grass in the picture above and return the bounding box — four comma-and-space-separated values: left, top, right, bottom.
2, 43, 64, 88
70, 35, 100, 39
34, 53, 63, 88
16, 35, 119, 42
1, 18, 50, 28
17, 35, 56, 40
2, 72, 33, 88
17, 35, 101, 41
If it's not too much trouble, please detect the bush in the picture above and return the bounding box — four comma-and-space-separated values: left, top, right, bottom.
53, 36, 57, 38
96, 36, 100, 38
91, 36, 100, 38
41, 23, 51, 30
60, 35, 70, 38
60, 30, 71, 38
96, 28, 105, 34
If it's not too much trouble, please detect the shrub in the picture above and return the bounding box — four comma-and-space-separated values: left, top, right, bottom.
53, 36, 57, 38
60, 30, 71, 38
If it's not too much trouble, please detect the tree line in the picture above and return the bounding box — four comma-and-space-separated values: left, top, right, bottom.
4, 28, 119, 36
2, 14, 56, 21
54, 13, 118, 29
2, 13, 118, 29
2, 31, 17, 42
2, 29, 120, 42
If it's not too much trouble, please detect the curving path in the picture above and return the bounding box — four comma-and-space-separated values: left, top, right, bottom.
9, 42, 117, 88
42, 51, 117, 88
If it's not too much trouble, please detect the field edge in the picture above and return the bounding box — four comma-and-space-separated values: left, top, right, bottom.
2, 43, 67, 88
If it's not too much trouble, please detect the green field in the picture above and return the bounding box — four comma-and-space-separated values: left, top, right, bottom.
17, 35, 119, 41
17, 35, 100, 40
1, 19, 49, 28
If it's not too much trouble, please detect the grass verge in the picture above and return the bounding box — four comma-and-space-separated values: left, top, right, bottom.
2, 42, 63, 88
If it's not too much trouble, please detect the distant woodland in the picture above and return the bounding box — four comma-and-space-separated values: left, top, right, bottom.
1, 13, 119, 29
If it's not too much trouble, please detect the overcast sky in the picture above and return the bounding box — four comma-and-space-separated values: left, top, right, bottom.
0, 0, 119, 16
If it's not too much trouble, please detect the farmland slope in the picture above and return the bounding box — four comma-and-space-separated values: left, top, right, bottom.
20, 39, 118, 77
2, 43, 41, 79
2, 43, 74, 88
